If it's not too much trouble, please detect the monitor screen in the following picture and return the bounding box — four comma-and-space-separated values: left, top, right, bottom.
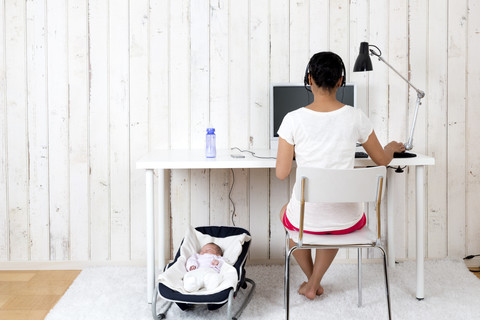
269, 83, 356, 149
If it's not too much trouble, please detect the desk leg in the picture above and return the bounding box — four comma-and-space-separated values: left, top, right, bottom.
146, 169, 155, 303
387, 169, 395, 267
157, 169, 166, 274
416, 165, 425, 300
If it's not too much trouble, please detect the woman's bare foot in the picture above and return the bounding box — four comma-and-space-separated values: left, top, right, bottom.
298, 281, 324, 300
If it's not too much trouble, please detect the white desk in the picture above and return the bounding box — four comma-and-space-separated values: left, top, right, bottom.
137, 149, 434, 303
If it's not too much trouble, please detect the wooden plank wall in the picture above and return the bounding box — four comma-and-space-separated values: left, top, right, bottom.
0, 0, 479, 265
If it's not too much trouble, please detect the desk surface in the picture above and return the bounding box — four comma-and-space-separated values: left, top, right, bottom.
137, 148, 435, 169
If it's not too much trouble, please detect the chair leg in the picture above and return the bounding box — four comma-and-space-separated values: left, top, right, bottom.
357, 248, 362, 307
283, 231, 289, 310
284, 246, 296, 320
378, 246, 392, 320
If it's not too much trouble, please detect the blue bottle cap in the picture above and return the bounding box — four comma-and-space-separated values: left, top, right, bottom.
207, 128, 215, 134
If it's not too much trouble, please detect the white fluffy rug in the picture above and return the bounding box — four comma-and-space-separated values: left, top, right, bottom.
46, 260, 480, 320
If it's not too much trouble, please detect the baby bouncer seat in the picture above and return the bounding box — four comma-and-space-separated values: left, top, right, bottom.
152, 225, 256, 320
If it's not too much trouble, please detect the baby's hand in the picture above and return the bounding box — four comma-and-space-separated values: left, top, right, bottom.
189, 266, 196, 271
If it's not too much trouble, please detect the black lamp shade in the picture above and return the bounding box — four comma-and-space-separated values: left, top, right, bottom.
353, 42, 373, 72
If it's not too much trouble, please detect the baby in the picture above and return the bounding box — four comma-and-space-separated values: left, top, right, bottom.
183, 242, 225, 292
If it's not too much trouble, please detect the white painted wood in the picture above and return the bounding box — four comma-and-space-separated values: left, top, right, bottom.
228, 0, 248, 149
230, 169, 249, 230
249, 169, 269, 260
0, 0, 479, 266
209, 169, 231, 226
68, 0, 89, 262
88, 0, 109, 261
388, 1, 409, 260
310, 0, 329, 53
5, 0, 29, 261
129, 0, 150, 261
407, 0, 428, 260
0, 0, 8, 261
447, 0, 467, 258
109, 0, 131, 261
169, 0, 192, 259
190, 169, 210, 227
349, 0, 369, 112
170, 169, 190, 255
209, 0, 229, 148
170, 0, 190, 150
466, 0, 480, 256
427, 0, 448, 258
366, 1, 390, 260
249, 0, 269, 149
190, 0, 209, 150
189, 1, 210, 229
269, 0, 289, 82
329, 0, 349, 64
149, 0, 171, 262
26, 0, 49, 261
368, 1, 389, 142
289, 0, 310, 82
149, 0, 170, 151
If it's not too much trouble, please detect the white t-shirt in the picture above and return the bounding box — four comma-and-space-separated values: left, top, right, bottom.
278, 105, 373, 232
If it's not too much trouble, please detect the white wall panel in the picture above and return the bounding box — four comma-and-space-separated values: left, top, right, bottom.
109, 0, 131, 261
0, 0, 477, 265
0, 0, 8, 261
427, 0, 448, 258
88, 0, 109, 261
68, 0, 89, 262
27, 0, 49, 261
466, 0, 480, 255
6, 0, 29, 261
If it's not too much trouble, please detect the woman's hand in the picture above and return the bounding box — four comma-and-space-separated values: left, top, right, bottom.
362, 131, 405, 166
384, 141, 405, 154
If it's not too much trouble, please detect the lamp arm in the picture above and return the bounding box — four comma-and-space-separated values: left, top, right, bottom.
374, 54, 425, 99
404, 95, 422, 151
372, 52, 425, 151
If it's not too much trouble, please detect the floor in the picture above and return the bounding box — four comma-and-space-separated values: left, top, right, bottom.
0, 264, 478, 320
0, 270, 81, 320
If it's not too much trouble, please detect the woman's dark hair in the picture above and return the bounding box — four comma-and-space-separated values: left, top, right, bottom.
304, 52, 345, 91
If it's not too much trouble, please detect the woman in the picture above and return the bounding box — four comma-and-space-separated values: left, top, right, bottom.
276, 51, 404, 300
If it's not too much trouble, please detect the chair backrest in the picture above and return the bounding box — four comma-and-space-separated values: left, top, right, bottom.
294, 166, 386, 204
294, 166, 386, 242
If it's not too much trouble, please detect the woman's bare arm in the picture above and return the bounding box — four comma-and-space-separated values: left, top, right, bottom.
276, 137, 295, 180
362, 130, 405, 166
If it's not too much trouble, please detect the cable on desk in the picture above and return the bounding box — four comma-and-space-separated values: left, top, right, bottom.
229, 168, 236, 226
231, 147, 277, 159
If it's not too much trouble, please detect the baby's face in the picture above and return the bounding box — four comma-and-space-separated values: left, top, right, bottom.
200, 244, 221, 256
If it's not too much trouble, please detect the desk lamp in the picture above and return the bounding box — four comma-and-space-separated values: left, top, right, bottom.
354, 42, 424, 155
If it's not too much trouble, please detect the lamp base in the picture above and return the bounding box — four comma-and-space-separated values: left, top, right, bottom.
393, 151, 417, 158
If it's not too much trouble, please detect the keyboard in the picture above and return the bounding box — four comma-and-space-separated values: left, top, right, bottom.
355, 151, 368, 158
355, 151, 417, 158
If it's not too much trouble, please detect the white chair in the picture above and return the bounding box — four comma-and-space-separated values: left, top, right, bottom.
284, 166, 391, 320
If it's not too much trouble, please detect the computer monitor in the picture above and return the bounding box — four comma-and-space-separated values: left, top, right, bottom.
269, 82, 356, 149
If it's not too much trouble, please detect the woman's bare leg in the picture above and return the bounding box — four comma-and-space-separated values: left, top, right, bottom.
280, 204, 315, 289
298, 248, 338, 300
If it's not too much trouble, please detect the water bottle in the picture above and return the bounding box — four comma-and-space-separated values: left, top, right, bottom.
206, 127, 216, 158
